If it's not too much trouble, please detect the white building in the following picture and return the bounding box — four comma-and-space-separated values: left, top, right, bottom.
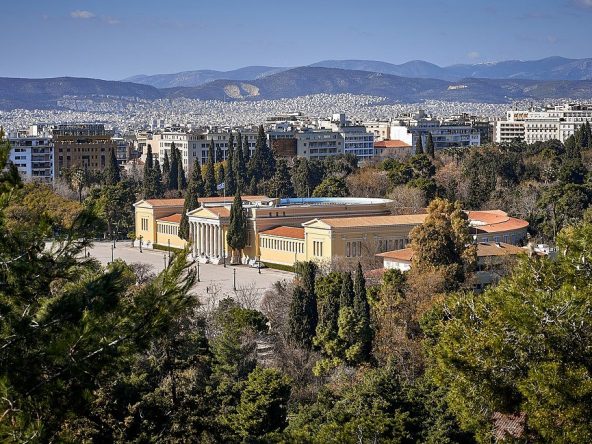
8, 130, 54, 183
495, 104, 592, 144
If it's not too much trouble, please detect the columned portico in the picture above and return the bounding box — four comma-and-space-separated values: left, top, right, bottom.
187, 206, 230, 265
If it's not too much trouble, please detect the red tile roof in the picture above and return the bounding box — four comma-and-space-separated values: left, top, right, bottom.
260, 226, 305, 239
468, 211, 529, 233
377, 242, 527, 262
144, 195, 272, 207
145, 199, 185, 207
374, 139, 412, 148
207, 206, 231, 217
157, 213, 182, 223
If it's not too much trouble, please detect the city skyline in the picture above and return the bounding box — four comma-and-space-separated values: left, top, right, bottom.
2, 0, 592, 80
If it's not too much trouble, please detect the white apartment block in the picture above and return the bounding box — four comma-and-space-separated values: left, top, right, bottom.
390, 121, 480, 150
8, 133, 54, 183
495, 104, 592, 144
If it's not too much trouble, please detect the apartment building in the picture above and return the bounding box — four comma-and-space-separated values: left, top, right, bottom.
52, 124, 116, 177
8, 131, 53, 182
495, 104, 592, 144
295, 129, 345, 159
390, 110, 481, 151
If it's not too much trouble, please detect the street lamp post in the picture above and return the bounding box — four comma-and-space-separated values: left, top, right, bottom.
111, 243, 114, 263
258, 255, 261, 274
233, 268, 236, 291
197, 260, 200, 282
163, 254, 167, 270
167, 239, 171, 263
139, 235, 143, 253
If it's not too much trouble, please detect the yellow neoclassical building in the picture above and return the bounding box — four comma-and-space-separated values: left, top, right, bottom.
133, 196, 529, 267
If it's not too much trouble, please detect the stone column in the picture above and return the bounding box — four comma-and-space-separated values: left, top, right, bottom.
199, 223, 205, 256
215, 226, 220, 257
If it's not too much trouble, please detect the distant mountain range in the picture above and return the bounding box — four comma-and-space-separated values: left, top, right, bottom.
0, 77, 161, 110
123, 66, 286, 88
2, 59, 592, 110
124, 56, 592, 88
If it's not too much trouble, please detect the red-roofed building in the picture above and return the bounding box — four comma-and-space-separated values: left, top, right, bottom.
374, 139, 414, 159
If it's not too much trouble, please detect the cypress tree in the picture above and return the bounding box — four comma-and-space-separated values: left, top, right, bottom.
565, 135, 580, 159
204, 139, 217, 197
249, 125, 275, 182
584, 121, 592, 149
415, 133, 424, 155
162, 150, 171, 189
153, 159, 164, 198
142, 145, 156, 198
103, 145, 121, 185
234, 133, 247, 192
217, 163, 225, 189
426, 132, 435, 158
339, 272, 354, 308
225, 132, 236, 195
289, 261, 318, 349
215, 142, 223, 164
177, 156, 186, 191
145, 144, 154, 170
168, 142, 178, 191
226, 191, 247, 263
178, 160, 202, 241
353, 262, 371, 358
243, 133, 251, 165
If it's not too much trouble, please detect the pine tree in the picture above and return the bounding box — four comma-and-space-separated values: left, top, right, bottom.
415, 133, 424, 155
426, 132, 435, 159
162, 150, 171, 189
234, 133, 247, 193
269, 159, 294, 198
226, 191, 247, 263
177, 156, 186, 191
168, 142, 179, 191
103, 145, 121, 185
204, 140, 217, 197
225, 132, 236, 195
178, 161, 202, 241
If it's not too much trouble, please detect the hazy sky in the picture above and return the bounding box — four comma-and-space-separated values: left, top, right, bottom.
2, 0, 591, 79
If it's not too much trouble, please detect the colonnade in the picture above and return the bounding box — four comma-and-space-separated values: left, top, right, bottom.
189, 221, 224, 258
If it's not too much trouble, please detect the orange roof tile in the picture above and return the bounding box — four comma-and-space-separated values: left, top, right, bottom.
468, 210, 529, 234
374, 139, 412, 148
377, 248, 414, 262
377, 242, 527, 262
157, 213, 182, 223
145, 199, 185, 207
260, 226, 305, 239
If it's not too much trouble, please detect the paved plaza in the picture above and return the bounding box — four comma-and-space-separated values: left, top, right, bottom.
87, 241, 294, 305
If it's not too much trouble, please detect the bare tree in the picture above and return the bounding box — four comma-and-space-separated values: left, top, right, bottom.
129, 262, 156, 285
234, 282, 261, 311
387, 186, 426, 215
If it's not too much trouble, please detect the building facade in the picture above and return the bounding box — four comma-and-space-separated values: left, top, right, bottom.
134, 197, 529, 268
8, 133, 53, 182
52, 124, 116, 177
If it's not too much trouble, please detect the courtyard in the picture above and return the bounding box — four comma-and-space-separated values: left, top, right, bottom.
86, 240, 295, 307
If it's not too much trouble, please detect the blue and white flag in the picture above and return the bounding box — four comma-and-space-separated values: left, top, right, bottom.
217, 182, 225, 191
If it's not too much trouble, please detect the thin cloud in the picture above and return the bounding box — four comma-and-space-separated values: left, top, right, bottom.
70, 10, 95, 19
467, 51, 480, 60
571, 0, 592, 8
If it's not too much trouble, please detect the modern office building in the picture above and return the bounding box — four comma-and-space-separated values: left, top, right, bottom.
52, 124, 116, 177
295, 130, 345, 159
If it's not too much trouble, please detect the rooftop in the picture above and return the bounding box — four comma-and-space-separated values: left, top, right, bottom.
374, 139, 412, 148
260, 226, 305, 239
311, 214, 427, 228
378, 242, 527, 263
157, 213, 182, 223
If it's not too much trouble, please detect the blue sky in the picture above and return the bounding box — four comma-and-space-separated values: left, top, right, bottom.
2, 0, 591, 79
